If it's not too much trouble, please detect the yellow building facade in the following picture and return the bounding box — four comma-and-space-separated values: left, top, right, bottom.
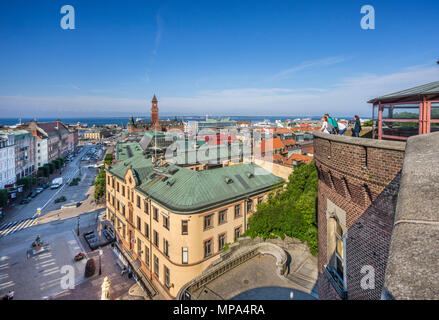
105, 155, 283, 299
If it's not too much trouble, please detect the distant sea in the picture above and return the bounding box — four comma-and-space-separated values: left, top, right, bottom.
0, 115, 342, 128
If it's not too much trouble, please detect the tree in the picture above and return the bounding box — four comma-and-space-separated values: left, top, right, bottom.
0, 189, 8, 207
48, 162, 55, 174
94, 167, 106, 200
104, 153, 113, 165
245, 161, 318, 255
39, 166, 49, 178
84, 258, 96, 277
53, 159, 61, 170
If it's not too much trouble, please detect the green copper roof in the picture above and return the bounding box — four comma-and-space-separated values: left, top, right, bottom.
107, 154, 284, 214
368, 81, 439, 104
115, 142, 144, 161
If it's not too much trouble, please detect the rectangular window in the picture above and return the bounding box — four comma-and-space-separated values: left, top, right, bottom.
117, 200, 120, 211
204, 214, 213, 230
144, 222, 149, 239
145, 246, 150, 266
107, 176, 110, 185
164, 265, 170, 288
163, 215, 169, 230
137, 238, 142, 255
153, 207, 159, 221
164, 239, 169, 257
247, 200, 253, 213
181, 220, 188, 235
137, 216, 141, 230
204, 239, 212, 258
137, 195, 141, 208
258, 197, 263, 204
182, 247, 188, 264
121, 203, 125, 216
234, 226, 241, 240
117, 182, 119, 192
218, 234, 226, 251
154, 255, 159, 277
122, 186, 125, 196
153, 230, 159, 247
234, 204, 241, 218
218, 209, 227, 225
144, 200, 149, 214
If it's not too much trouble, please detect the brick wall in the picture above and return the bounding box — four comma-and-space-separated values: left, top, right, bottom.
313, 133, 405, 300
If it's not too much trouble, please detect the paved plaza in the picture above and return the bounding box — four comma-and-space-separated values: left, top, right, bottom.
52, 246, 147, 300
0, 228, 87, 300
193, 255, 316, 300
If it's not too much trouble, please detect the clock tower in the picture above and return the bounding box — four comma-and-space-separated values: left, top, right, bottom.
151, 94, 159, 123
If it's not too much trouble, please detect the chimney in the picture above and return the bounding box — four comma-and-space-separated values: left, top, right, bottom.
56, 119, 61, 130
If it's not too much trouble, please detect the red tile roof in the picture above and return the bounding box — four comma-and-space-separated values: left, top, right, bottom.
285, 154, 313, 165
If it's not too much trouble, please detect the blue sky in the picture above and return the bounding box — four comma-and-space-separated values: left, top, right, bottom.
0, 0, 438, 118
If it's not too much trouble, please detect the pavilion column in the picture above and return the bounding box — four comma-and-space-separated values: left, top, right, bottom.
419, 101, 424, 135
427, 101, 431, 134
378, 103, 383, 140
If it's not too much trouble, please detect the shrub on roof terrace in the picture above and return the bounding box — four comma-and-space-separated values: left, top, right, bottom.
244, 161, 318, 256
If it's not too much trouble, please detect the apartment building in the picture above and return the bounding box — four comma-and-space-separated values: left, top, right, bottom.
19, 120, 74, 167
0, 134, 16, 188
105, 153, 283, 298
0, 130, 36, 179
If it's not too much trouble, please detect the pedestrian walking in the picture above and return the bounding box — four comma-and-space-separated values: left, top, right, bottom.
352, 115, 362, 137
7, 290, 14, 300
337, 121, 347, 135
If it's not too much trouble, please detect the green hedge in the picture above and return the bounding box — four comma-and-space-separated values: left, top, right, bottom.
244, 161, 318, 255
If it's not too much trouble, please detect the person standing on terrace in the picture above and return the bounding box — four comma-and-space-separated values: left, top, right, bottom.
321, 116, 331, 134
352, 115, 361, 137
325, 114, 339, 134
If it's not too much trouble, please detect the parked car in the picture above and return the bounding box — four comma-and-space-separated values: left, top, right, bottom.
30, 191, 38, 198
42, 183, 49, 189
35, 187, 44, 194
20, 197, 31, 204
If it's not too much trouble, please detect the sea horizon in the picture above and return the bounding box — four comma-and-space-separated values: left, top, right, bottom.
0, 114, 369, 128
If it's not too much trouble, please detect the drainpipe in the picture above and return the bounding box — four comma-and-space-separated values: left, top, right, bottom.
148, 197, 153, 281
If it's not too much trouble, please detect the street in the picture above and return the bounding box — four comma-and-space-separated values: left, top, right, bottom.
0, 144, 102, 239
0, 143, 126, 300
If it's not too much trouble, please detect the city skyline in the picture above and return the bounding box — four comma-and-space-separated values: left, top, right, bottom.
0, 0, 438, 118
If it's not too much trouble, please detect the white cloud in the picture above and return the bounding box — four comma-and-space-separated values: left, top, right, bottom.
269, 56, 347, 81
1, 64, 437, 117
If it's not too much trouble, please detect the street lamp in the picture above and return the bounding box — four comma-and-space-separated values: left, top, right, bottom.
99, 249, 103, 275
77, 216, 80, 236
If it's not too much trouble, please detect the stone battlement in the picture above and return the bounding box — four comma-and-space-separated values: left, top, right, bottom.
313, 132, 406, 300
